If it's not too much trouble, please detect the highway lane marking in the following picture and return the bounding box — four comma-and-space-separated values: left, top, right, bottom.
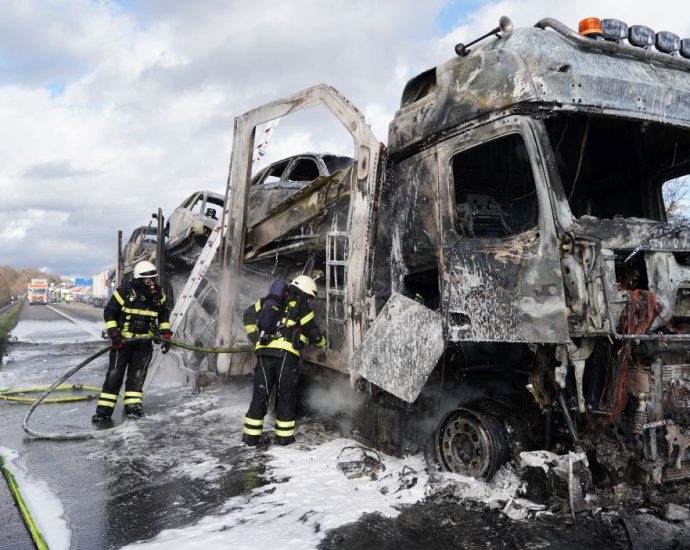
46, 306, 104, 340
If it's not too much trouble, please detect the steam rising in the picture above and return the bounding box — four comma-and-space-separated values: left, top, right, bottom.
303, 374, 364, 435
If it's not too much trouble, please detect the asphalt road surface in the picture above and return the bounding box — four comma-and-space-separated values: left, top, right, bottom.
46, 301, 106, 323
0, 302, 263, 549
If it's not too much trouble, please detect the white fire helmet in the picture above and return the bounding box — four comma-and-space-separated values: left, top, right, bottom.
133, 261, 158, 279
290, 275, 317, 297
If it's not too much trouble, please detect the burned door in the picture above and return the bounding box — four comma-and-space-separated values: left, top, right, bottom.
437, 118, 569, 344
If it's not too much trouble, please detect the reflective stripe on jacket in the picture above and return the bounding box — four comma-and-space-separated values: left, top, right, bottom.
104, 282, 171, 339
243, 292, 326, 357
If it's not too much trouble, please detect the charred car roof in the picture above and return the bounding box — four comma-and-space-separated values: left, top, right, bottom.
251, 152, 353, 183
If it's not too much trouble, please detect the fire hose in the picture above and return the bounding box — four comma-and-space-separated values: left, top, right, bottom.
21, 336, 252, 441
0, 454, 48, 550
1, 385, 101, 403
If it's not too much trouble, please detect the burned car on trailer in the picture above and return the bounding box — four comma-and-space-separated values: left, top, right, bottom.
165, 191, 225, 261
245, 152, 354, 260
212, 16, 690, 491
154, 150, 355, 383
249, 153, 353, 224
165, 154, 353, 266
121, 225, 158, 282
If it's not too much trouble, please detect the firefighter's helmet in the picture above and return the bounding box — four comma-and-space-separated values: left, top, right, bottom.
290, 275, 317, 297
133, 261, 158, 279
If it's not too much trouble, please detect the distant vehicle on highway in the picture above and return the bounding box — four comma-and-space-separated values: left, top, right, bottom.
28, 278, 48, 305
62, 288, 73, 304
92, 270, 113, 308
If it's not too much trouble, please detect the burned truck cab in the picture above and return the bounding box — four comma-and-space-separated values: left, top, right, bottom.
362, 17, 690, 482
213, 15, 690, 485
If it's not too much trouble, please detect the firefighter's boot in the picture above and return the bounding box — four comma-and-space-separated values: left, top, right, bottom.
91, 413, 111, 423
125, 404, 144, 418
242, 433, 261, 447
275, 435, 295, 446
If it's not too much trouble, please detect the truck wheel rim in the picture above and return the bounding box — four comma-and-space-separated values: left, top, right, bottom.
439, 412, 493, 478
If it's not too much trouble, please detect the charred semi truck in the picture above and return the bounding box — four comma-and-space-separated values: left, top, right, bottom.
213, 16, 690, 484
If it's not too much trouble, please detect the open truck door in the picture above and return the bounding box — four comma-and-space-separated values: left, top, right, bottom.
216, 84, 384, 376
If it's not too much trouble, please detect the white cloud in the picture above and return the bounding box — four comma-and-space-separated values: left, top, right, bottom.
1, 0, 689, 274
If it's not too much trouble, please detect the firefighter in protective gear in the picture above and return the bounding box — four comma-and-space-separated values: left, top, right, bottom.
242, 275, 326, 446
92, 261, 172, 422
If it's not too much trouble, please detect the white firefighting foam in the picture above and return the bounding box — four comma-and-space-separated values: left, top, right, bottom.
107, 386, 527, 549
10, 318, 102, 343
0, 446, 72, 550
124, 438, 429, 550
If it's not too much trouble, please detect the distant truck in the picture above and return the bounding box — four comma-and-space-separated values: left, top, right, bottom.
28, 279, 48, 305
92, 270, 112, 307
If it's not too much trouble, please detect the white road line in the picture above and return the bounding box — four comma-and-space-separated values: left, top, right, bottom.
46, 306, 104, 340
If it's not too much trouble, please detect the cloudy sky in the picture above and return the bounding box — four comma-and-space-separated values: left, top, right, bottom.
1, 0, 689, 276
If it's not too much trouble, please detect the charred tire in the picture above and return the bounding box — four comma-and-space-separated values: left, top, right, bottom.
433, 408, 510, 479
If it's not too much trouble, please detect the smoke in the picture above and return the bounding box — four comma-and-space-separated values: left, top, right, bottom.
305, 378, 358, 415
302, 373, 364, 435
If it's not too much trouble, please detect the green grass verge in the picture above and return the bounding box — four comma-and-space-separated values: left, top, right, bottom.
0, 300, 25, 339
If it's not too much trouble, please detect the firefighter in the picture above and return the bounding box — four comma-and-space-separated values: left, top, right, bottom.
242, 275, 327, 446
92, 261, 172, 422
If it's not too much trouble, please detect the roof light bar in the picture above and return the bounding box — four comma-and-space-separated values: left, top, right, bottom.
601, 18, 627, 42
537, 18, 690, 71
656, 31, 681, 54
578, 17, 602, 37
629, 25, 655, 48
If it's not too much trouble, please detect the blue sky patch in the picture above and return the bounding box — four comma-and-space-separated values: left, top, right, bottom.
437, 0, 486, 34
47, 81, 66, 97
110, 0, 134, 10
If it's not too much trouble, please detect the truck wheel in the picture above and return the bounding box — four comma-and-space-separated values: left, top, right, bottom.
433, 407, 509, 479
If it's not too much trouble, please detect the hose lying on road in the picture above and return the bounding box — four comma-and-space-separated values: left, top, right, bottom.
22, 336, 252, 441
1, 384, 101, 404
0, 454, 49, 550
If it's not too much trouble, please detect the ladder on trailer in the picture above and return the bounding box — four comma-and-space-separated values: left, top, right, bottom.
167, 225, 223, 332
325, 217, 349, 344
144, 225, 223, 388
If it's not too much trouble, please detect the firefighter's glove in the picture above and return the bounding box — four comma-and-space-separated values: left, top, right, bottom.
109, 329, 124, 350
161, 330, 173, 354
291, 329, 305, 351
